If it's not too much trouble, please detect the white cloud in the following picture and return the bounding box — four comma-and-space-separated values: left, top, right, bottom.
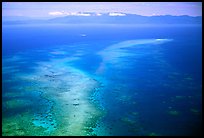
49, 11, 91, 16
49, 11, 127, 17
49, 11, 64, 16
109, 12, 126, 16
95, 13, 102, 16
71, 12, 91, 16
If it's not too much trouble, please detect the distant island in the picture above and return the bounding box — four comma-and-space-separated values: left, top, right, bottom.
2, 12, 202, 25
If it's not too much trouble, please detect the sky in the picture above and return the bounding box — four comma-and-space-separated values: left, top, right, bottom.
2, 2, 202, 18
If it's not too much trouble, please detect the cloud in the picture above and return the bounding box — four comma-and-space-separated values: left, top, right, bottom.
96, 13, 102, 16
49, 11, 64, 16
48, 11, 128, 17
109, 12, 126, 16
67, 12, 91, 16
49, 11, 91, 16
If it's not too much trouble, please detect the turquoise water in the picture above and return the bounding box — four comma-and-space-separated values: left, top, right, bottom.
2, 24, 202, 136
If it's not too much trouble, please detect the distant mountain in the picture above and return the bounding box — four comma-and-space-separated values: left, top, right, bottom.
2, 13, 202, 25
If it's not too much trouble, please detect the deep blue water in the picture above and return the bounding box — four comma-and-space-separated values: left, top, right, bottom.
2, 24, 202, 136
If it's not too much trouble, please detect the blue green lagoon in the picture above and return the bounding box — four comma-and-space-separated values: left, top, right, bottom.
2, 24, 202, 136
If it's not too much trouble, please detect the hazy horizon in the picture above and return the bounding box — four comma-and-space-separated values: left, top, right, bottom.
2, 2, 202, 19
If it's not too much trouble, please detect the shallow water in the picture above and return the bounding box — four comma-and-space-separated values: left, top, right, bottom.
2, 24, 202, 136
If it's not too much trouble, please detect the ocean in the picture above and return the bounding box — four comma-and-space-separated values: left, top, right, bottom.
2, 24, 202, 136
